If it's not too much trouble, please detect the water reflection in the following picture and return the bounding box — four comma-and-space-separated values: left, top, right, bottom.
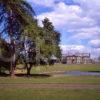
64, 71, 100, 76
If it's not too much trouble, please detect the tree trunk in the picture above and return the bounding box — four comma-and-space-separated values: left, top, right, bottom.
27, 63, 32, 76
9, 10, 16, 77
0, 66, 1, 75
10, 61, 14, 76
9, 41, 16, 77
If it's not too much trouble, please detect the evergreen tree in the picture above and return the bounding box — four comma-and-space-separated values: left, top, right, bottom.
42, 18, 61, 59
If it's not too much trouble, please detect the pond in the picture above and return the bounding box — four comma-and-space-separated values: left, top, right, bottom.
64, 71, 100, 76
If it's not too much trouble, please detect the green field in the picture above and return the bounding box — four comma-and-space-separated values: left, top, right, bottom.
0, 75, 100, 84
0, 64, 100, 100
0, 64, 100, 83
27, 64, 100, 73
0, 89, 100, 100
15, 64, 100, 75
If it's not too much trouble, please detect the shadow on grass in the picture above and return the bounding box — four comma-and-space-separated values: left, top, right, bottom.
15, 73, 51, 78
0, 73, 9, 77
0, 73, 51, 78
88, 71, 100, 73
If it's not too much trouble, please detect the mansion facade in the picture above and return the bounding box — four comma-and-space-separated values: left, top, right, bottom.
62, 53, 92, 64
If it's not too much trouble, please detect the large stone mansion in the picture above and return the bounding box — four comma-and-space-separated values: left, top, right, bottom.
62, 53, 92, 64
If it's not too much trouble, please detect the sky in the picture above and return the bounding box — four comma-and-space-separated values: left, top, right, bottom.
27, 0, 100, 58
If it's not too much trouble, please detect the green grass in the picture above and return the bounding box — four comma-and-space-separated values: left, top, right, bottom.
16, 64, 100, 74
30, 64, 100, 74
0, 76, 100, 84
0, 64, 100, 84
0, 64, 100, 100
0, 88, 100, 100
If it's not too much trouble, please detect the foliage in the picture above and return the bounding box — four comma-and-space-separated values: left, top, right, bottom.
41, 17, 61, 58
0, 0, 35, 76
0, 0, 35, 40
19, 17, 62, 65
0, 1, 62, 76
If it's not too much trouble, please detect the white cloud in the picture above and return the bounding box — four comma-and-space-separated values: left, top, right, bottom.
60, 44, 88, 54
37, 1, 99, 33
73, 0, 100, 25
91, 48, 100, 58
71, 27, 100, 40
37, 2, 84, 29
89, 39, 100, 48
37, 0, 100, 37
73, 0, 100, 10
60, 44, 100, 58
28, 0, 100, 57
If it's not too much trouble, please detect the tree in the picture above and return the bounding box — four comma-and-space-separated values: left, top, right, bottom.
0, 0, 35, 76
98, 56, 100, 63
42, 18, 61, 60
0, 38, 12, 74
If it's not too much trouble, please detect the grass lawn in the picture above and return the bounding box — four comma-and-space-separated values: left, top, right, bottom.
0, 64, 100, 84
0, 76, 100, 84
0, 64, 100, 100
30, 64, 100, 73
15, 64, 100, 74
0, 88, 100, 100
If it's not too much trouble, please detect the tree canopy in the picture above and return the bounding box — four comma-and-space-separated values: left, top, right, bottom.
0, 1, 61, 76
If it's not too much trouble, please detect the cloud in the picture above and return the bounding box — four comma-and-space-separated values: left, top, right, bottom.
91, 48, 100, 58
60, 44, 88, 53
37, 1, 99, 35
27, 0, 100, 57
60, 44, 100, 58
73, 0, 100, 26
71, 27, 100, 40
89, 39, 100, 48
37, 2, 85, 31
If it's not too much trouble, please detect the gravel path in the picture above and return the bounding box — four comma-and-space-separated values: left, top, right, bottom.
0, 83, 100, 89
